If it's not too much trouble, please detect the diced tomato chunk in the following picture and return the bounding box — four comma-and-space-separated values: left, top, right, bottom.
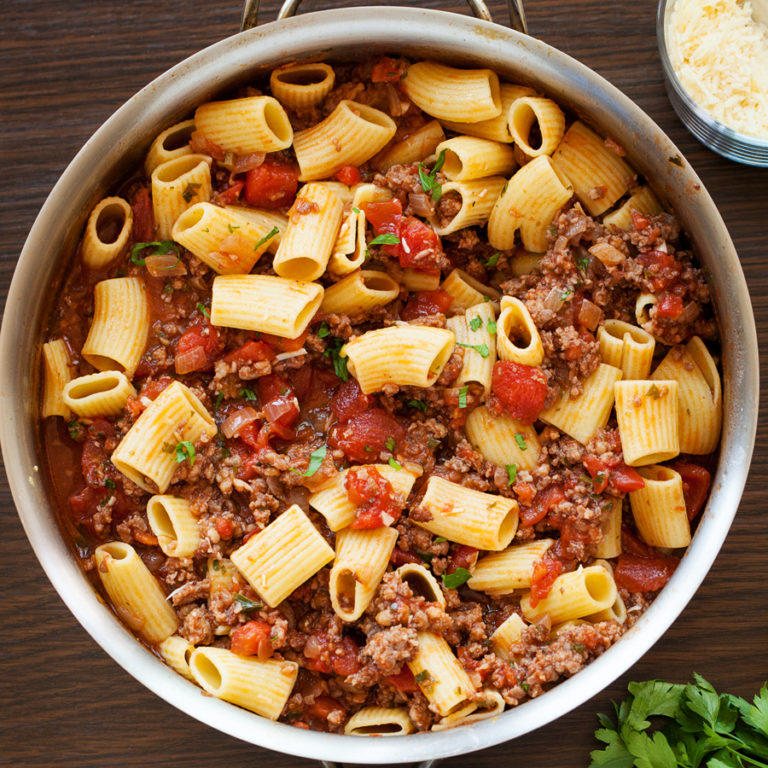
216, 180, 244, 205
131, 187, 154, 242
656, 293, 684, 319
614, 552, 678, 592
138, 376, 173, 401
214, 517, 234, 539
529, 556, 564, 608
385, 665, 419, 693
260, 329, 309, 353
224, 339, 274, 365
230, 620, 273, 659
175, 323, 222, 373
670, 460, 711, 520
519, 483, 566, 527
370, 56, 405, 83
390, 547, 422, 566
448, 544, 478, 573
345, 465, 402, 529
401, 289, 453, 321
636, 249, 682, 292
491, 361, 548, 425
397, 216, 443, 270
307, 695, 345, 721
610, 464, 646, 493
329, 408, 405, 462
244, 158, 299, 209
334, 165, 361, 185
330, 378, 375, 423
583, 455, 610, 494
621, 527, 658, 559
362, 199, 402, 232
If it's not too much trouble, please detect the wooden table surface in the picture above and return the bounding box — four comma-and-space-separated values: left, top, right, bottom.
1, 0, 766, 765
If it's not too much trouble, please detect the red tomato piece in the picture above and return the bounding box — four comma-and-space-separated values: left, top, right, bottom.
390, 548, 422, 566
224, 339, 274, 365
519, 483, 566, 527
670, 460, 711, 520
216, 180, 244, 205
656, 293, 684, 319
362, 199, 402, 232
244, 158, 299, 209
307, 695, 345, 721
529, 557, 564, 608
138, 377, 173, 401
131, 187, 154, 243
260, 329, 309, 353
400, 289, 454, 321
513, 481, 535, 506
583, 455, 610, 494
448, 544, 479, 573
330, 379, 375, 424
230, 620, 273, 659
345, 465, 402, 529
610, 463, 646, 493
491, 360, 548, 425
636, 249, 682, 293
370, 56, 405, 83
397, 216, 443, 271
334, 165, 361, 185
175, 323, 222, 373
214, 517, 234, 539
385, 665, 419, 693
614, 552, 678, 592
329, 408, 405, 463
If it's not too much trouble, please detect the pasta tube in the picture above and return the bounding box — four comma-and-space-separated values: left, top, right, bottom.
436, 136, 516, 181
62, 370, 136, 418
464, 405, 540, 472
496, 295, 544, 366
146, 495, 200, 558
41, 339, 73, 419
630, 465, 691, 548
269, 62, 335, 110
81, 197, 133, 268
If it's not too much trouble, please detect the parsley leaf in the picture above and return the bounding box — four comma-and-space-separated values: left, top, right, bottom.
468, 316, 483, 332
317, 321, 330, 338
238, 388, 257, 401
175, 441, 195, 466
303, 445, 327, 477
576, 255, 590, 273
485, 251, 501, 268
182, 182, 202, 203
385, 436, 396, 452
647, 384, 662, 399
487, 318, 497, 334
214, 391, 224, 410
458, 385, 469, 409
417, 148, 446, 202
234, 593, 263, 613
441, 567, 472, 589
130, 240, 179, 266
414, 670, 433, 686
408, 399, 427, 412
369, 233, 401, 247
506, 463, 517, 485
351, 206, 361, 214
514, 432, 527, 451
196, 302, 210, 318
323, 336, 349, 381
388, 457, 402, 471
254, 226, 279, 251
457, 341, 490, 358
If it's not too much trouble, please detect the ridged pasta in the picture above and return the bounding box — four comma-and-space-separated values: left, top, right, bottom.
345, 707, 414, 736
145, 119, 195, 176
227, 207, 287, 254
496, 295, 544, 366
320, 269, 400, 316
446, 301, 497, 393
158, 635, 195, 681
436, 136, 516, 181
597, 319, 655, 379
41, 339, 73, 419
593, 498, 623, 559
62, 370, 136, 417
602, 185, 662, 230
151, 154, 212, 239
146, 495, 200, 558
431, 177, 507, 236
395, 563, 446, 608
490, 613, 526, 661
374, 120, 445, 171
507, 96, 565, 157
464, 405, 540, 472
270, 62, 335, 110
630, 465, 691, 548
81, 196, 133, 268
440, 268, 500, 309
468, 539, 555, 594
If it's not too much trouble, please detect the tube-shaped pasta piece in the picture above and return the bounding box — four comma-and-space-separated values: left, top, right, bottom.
189, 647, 298, 720
602, 185, 662, 230
635, 292, 657, 327
509, 250, 543, 276
158, 635, 195, 681
62, 370, 136, 418
227, 207, 287, 254
490, 613, 526, 661
345, 707, 414, 736
111, 381, 217, 493
587, 592, 627, 624
320, 269, 399, 316
172, 202, 277, 274
520, 564, 618, 624
551, 121, 634, 217
468, 539, 555, 594
374, 120, 445, 171
488, 155, 573, 253
194, 96, 293, 154
94, 541, 178, 644
650, 337, 721, 454
593, 498, 623, 559
82, 277, 149, 376
309, 464, 418, 531
211, 275, 323, 339
448, 301, 497, 392
145, 119, 195, 176
403, 61, 501, 123
413, 476, 519, 551
273, 183, 344, 280
614, 380, 680, 466
81, 197, 134, 268
430, 702, 478, 731
207, 557, 244, 597
464, 405, 540, 472
328, 209, 366, 276
540, 363, 623, 445
396, 563, 446, 608
431, 177, 507, 236
440, 268, 500, 309
436, 136, 516, 181
629, 465, 691, 548
439, 83, 536, 142
597, 319, 655, 380
342, 325, 455, 394
269, 62, 336, 110
496, 296, 544, 366
293, 100, 396, 181
41, 339, 73, 419
351, 182, 394, 209
508, 97, 565, 157
407, 632, 476, 716
330, 526, 399, 622
146, 495, 200, 558
402, 268, 441, 291
151, 154, 212, 239
230, 504, 334, 607
433, 689, 505, 730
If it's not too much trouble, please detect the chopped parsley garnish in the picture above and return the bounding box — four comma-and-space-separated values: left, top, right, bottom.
458, 385, 469, 408
468, 316, 483, 332
417, 148, 446, 202
576, 255, 590, 273
234, 593, 263, 613
485, 251, 501, 268
317, 321, 330, 338
442, 567, 472, 589
407, 399, 427, 412
162, 282, 174, 295
418, 551, 434, 563
514, 432, 527, 451
388, 457, 402, 471
457, 341, 490, 358
181, 182, 202, 203
67, 420, 84, 441
385, 436, 397, 452
196, 302, 210, 318
560, 288, 573, 301
238, 388, 257, 401
303, 445, 327, 477
104, 478, 116, 490
130, 240, 179, 267
351, 206, 361, 214
414, 670, 434, 686
368, 233, 401, 248
521, 682, 529, 692
647, 384, 662, 399
323, 336, 349, 381
175, 441, 196, 466
364, 444, 374, 453
486, 318, 497, 334
571, 643, 586, 653
226, 223, 240, 233
253, 226, 279, 251
212, 559, 220, 570
434, 536, 447, 543
214, 391, 224, 410
506, 463, 518, 485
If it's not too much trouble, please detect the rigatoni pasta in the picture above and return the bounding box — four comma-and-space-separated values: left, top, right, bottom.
81, 197, 133, 268
41, 339, 73, 419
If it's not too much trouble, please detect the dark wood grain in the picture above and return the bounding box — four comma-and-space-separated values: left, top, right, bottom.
1, 0, 766, 765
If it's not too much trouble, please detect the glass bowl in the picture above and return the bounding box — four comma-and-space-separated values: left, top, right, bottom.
657, 0, 768, 167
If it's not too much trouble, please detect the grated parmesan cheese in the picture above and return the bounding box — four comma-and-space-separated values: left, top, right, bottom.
668, 0, 768, 138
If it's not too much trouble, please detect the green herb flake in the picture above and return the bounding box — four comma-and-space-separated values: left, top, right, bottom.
253, 226, 279, 251
408, 399, 427, 412
226, 223, 240, 233
303, 445, 327, 477
514, 432, 527, 451
364, 444, 374, 453
458, 385, 469, 409
196, 302, 210, 319
238, 387, 257, 401
234, 593, 263, 613
351, 206, 361, 214
468, 316, 483, 332
418, 551, 434, 563
175, 440, 196, 466
441, 567, 472, 589
506, 463, 518, 485
388, 457, 402, 471
486, 318, 497, 334
368, 233, 401, 247
323, 336, 349, 381
212, 559, 220, 570
162, 282, 174, 295
427, 438, 440, 450
434, 536, 447, 543
414, 670, 433, 686
104, 478, 116, 490
214, 391, 224, 410
521, 682, 529, 693
571, 643, 586, 653
182, 182, 202, 203
457, 341, 490, 358
485, 251, 501, 268
67, 420, 84, 441
647, 384, 662, 399
576, 255, 590, 273
317, 321, 330, 338
417, 148, 446, 202
130, 240, 179, 267
560, 288, 573, 301
385, 436, 396, 452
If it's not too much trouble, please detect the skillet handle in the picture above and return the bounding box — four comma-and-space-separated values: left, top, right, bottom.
241, 0, 528, 34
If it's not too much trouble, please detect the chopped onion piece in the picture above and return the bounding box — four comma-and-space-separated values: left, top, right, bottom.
264, 396, 299, 425
274, 349, 307, 361
145, 253, 187, 277
408, 191, 433, 218
589, 242, 625, 267
543, 286, 564, 313
229, 152, 266, 174
221, 407, 260, 438
174, 345, 208, 374
578, 298, 602, 331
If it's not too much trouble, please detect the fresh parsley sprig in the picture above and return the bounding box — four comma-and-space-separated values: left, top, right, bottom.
417, 149, 446, 202
130, 240, 180, 266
